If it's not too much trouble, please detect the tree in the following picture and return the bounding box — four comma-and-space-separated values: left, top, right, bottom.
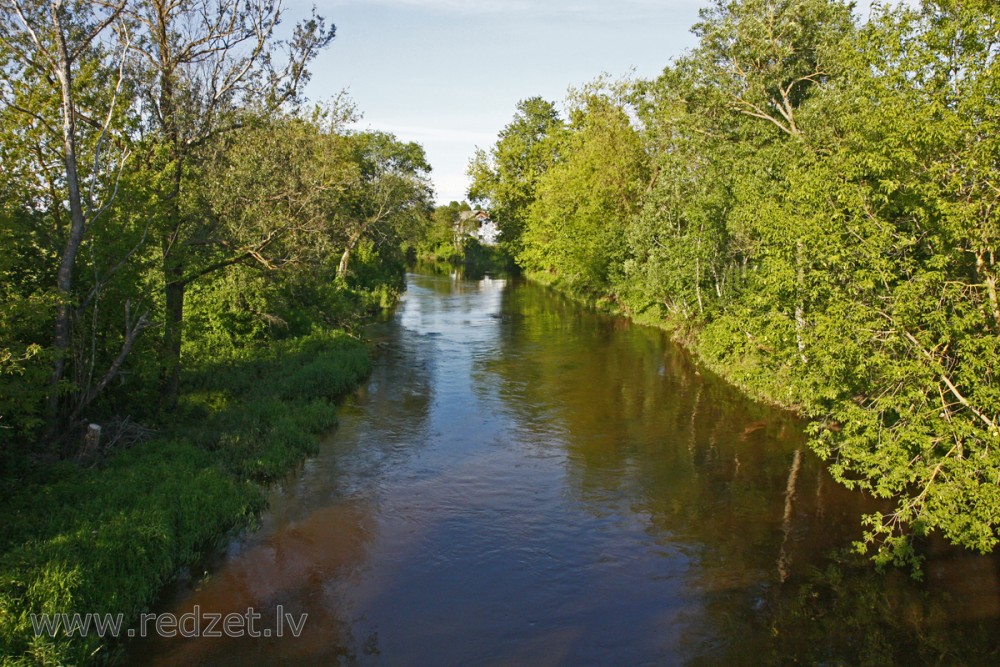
190, 104, 355, 280
127, 0, 335, 405
624, 64, 744, 321
416, 201, 472, 261
801, 0, 1000, 568
520, 81, 650, 296
178, 105, 364, 355
336, 131, 433, 278
467, 96, 562, 257
0, 0, 145, 439
692, 0, 855, 138
628, 0, 1000, 566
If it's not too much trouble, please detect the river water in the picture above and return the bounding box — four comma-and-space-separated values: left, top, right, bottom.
133, 270, 1000, 665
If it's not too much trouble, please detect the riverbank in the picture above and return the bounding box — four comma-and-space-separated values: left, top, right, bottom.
0, 329, 371, 665
121, 270, 1000, 665
524, 267, 821, 410
413, 242, 515, 279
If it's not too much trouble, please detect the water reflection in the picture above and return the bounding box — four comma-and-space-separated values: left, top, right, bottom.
132, 271, 1000, 666
136, 502, 375, 666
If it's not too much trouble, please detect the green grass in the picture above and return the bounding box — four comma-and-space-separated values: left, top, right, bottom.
0, 330, 371, 665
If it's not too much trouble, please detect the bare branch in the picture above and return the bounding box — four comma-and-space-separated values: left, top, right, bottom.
8, 0, 56, 68
69, 303, 153, 422
68, 0, 127, 63
86, 20, 132, 215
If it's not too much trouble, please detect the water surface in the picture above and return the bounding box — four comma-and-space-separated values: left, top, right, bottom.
133, 271, 1000, 665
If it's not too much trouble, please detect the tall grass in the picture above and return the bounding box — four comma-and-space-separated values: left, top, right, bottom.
0, 330, 370, 665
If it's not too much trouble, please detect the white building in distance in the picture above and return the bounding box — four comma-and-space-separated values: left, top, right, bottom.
456, 210, 499, 247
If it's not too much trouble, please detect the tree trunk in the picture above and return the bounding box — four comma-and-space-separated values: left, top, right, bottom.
156, 50, 185, 408
338, 246, 352, 278
47, 11, 88, 432
694, 256, 704, 315
338, 227, 366, 278
976, 251, 1000, 332
794, 239, 808, 364
160, 277, 185, 408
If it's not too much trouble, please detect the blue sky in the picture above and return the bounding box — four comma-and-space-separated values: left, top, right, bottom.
290, 0, 891, 205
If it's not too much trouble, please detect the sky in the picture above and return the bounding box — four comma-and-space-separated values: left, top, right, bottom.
287, 0, 895, 205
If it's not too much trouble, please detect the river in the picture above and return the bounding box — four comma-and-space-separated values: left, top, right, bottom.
131, 269, 1000, 665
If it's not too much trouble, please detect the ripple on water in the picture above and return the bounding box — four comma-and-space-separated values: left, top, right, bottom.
129, 271, 1000, 666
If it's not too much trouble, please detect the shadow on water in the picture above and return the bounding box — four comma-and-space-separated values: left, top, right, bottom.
130, 271, 1000, 666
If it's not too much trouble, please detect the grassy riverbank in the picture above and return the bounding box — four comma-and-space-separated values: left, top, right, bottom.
0, 330, 371, 665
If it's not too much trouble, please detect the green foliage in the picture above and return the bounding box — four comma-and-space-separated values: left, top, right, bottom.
0, 209, 56, 456
0, 93, 412, 448
461, 237, 514, 276
412, 201, 518, 275
414, 201, 470, 263
468, 97, 563, 256
176, 330, 369, 483
519, 81, 650, 296
473, 0, 1000, 569
692, 0, 855, 138
1, 2, 405, 663
335, 130, 434, 278
0, 330, 370, 664
0, 439, 264, 664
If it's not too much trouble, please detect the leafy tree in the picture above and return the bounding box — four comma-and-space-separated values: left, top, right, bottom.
473, 0, 1000, 568
692, 0, 855, 138
520, 81, 650, 296
179, 105, 359, 356
417, 201, 472, 262
800, 0, 1000, 568
468, 96, 562, 257
624, 64, 744, 322
336, 131, 433, 278
0, 0, 147, 440
128, 0, 336, 405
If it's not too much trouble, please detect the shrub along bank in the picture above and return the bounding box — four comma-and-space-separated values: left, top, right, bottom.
469, 1, 1000, 571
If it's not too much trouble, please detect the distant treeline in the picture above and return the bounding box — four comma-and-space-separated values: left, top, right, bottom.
468, 0, 1000, 569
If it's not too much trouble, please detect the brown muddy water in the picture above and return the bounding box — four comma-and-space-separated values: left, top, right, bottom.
130, 270, 1000, 665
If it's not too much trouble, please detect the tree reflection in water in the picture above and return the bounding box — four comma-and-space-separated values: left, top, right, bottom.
132, 271, 1000, 665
